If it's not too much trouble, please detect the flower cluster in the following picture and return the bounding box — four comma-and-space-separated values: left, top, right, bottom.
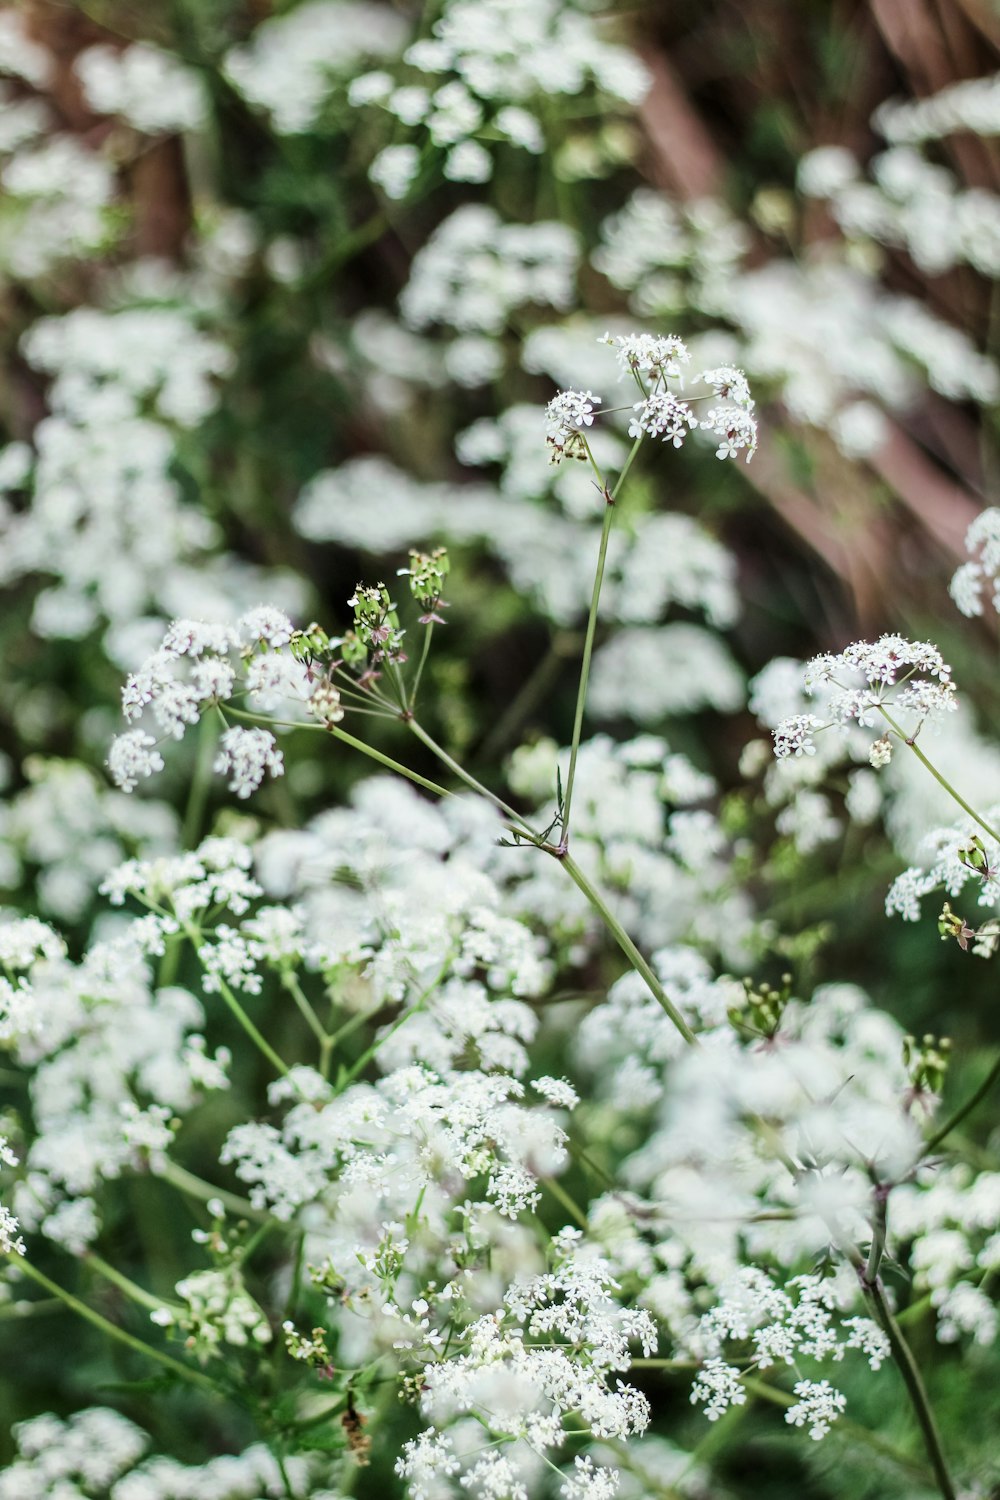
547, 335, 756, 464
397, 1229, 655, 1499
773, 635, 957, 761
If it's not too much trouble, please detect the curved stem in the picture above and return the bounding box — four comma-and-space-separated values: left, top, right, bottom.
156, 1159, 273, 1224
85, 1253, 175, 1314
922, 1049, 1000, 1157
560, 854, 698, 1046
224, 706, 452, 799
8, 1255, 218, 1394
560, 492, 616, 843
215, 977, 291, 1077
879, 706, 1000, 843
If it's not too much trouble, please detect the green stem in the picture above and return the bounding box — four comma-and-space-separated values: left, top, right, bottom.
336, 962, 449, 1089
864, 1185, 888, 1288
922, 1049, 1000, 1156
879, 706, 1000, 843
541, 1175, 588, 1228
560, 854, 698, 1045
8, 1256, 218, 1394
330, 722, 453, 799
863, 1279, 957, 1500
282, 972, 330, 1051
212, 972, 291, 1078
182, 713, 218, 849
85, 1253, 174, 1314
560, 493, 617, 844
409, 624, 434, 710
156, 1158, 272, 1224
224, 705, 453, 800
560, 433, 644, 843
408, 719, 538, 834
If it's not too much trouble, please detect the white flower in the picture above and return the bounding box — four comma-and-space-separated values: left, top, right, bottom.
107, 731, 165, 793
213, 727, 284, 799
785, 1378, 846, 1440
546, 389, 602, 440
369, 144, 421, 200
628, 392, 696, 447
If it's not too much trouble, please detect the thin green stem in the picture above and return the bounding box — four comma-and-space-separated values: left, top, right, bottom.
409, 624, 434, 709
879, 706, 1000, 843
199, 961, 291, 1078
182, 713, 218, 849
223, 705, 452, 798
541, 1175, 588, 1228
336, 961, 449, 1089
282, 972, 330, 1051
922, 1049, 1000, 1156
408, 719, 539, 834
560, 854, 698, 1045
864, 1185, 888, 1288
560, 433, 643, 842
84, 1253, 174, 1314
330, 722, 453, 799
8, 1256, 218, 1394
156, 1159, 272, 1224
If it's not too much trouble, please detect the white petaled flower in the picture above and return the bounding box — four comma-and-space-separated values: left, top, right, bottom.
950, 507, 1000, 619
107, 731, 165, 793
628, 392, 697, 447
772, 635, 956, 762
785, 1379, 847, 1440
213, 727, 284, 799
599, 331, 691, 382
699, 403, 759, 462
772, 713, 823, 760
690, 1357, 747, 1421
698, 365, 754, 411
546, 389, 602, 441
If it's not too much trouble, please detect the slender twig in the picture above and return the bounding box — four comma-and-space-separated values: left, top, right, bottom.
409, 623, 434, 709
408, 719, 539, 834
560, 854, 698, 1045
922, 1049, 1000, 1157
560, 432, 643, 842
281, 972, 329, 1050
330, 722, 454, 798
85, 1253, 175, 1314
186, 926, 291, 1077
156, 1159, 272, 1224
879, 706, 1000, 844
8, 1256, 218, 1393
224, 705, 453, 800
541, 1175, 588, 1228
181, 713, 218, 850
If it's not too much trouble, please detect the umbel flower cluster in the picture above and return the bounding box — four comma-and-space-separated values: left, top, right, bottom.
545, 334, 758, 465
772, 634, 956, 764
